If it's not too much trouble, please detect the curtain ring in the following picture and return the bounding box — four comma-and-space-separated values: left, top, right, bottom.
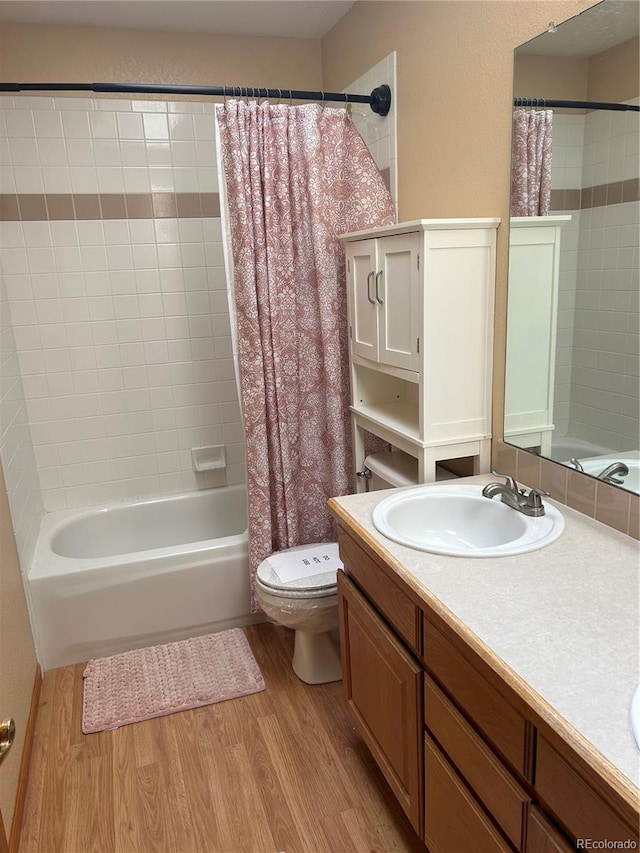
320, 92, 326, 111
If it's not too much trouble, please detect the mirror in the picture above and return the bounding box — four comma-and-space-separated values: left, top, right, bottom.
504, 0, 640, 494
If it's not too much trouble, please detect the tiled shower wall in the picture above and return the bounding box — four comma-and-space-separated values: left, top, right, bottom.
0, 95, 245, 515
0, 274, 43, 570
550, 99, 639, 451
347, 52, 398, 212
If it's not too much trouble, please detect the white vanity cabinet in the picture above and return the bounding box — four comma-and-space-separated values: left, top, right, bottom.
504, 216, 570, 455
342, 219, 500, 488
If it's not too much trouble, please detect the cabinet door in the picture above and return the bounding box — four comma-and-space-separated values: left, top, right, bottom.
526, 806, 574, 853
338, 571, 423, 835
377, 233, 421, 372
425, 735, 512, 853
346, 239, 379, 363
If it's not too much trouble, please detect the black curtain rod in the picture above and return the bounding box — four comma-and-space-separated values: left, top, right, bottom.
514, 97, 639, 112
0, 81, 392, 115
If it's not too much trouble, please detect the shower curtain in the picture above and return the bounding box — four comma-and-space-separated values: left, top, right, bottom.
510, 109, 553, 216
216, 100, 395, 611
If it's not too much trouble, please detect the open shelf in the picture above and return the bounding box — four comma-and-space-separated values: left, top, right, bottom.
351, 402, 420, 444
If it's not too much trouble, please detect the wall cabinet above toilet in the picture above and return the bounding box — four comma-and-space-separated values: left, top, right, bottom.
342, 219, 500, 487
347, 232, 421, 374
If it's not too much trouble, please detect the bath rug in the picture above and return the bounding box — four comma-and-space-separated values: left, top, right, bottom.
82, 628, 265, 733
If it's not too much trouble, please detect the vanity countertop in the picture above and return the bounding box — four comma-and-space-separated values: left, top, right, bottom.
328, 475, 640, 802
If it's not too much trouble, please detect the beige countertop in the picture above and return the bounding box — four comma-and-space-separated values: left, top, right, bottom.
330, 475, 640, 800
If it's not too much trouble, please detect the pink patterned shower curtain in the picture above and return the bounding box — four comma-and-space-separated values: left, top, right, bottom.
511, 109, 553, 216
216, 101, 395, 610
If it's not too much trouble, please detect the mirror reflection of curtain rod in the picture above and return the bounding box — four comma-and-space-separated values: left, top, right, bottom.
514, 97, 639, 112
0, 81, 392, 115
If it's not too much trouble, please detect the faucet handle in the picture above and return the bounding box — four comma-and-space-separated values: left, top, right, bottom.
490, 470, 518, 492
526, 487, 550, 509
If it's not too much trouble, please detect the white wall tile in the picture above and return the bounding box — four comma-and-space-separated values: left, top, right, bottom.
2, 97, 245, 507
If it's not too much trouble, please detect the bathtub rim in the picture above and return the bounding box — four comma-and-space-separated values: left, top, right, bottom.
30, 485, 248, 579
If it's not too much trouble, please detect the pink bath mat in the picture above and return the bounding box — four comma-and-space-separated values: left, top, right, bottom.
82, 628, 265, 734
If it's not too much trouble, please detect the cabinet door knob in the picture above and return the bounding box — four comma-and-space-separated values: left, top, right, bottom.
375, 270, 384, 305
366, 270, 376, 305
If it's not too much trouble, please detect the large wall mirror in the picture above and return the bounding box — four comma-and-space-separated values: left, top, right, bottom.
504, 0, 639, 495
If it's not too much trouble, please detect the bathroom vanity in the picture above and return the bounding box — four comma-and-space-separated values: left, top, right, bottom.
328, 477, 640, 851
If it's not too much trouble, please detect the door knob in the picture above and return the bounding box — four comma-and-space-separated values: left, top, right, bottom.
0, 718, 15, 765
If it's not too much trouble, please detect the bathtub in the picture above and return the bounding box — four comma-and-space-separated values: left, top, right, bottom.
28, 485, 257, 671
548, 436, 614, 463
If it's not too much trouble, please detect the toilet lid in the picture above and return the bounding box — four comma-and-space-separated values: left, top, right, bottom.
256, 542, 342, 593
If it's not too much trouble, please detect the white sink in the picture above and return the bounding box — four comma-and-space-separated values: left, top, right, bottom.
371, 484, 565, 557
631, 685, 640, 751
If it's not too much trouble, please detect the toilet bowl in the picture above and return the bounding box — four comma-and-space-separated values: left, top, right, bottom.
255, 543, 342, 685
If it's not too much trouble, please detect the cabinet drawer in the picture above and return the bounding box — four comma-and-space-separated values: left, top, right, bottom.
425, 735, 512, 853
535, 735, 639, 845
425, 674, 530, 849
423, 616, 529, 774
526, 806, 574, 853
338, 529, 420, 653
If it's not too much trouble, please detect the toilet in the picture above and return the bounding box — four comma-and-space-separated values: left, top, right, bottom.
255, 543, 343, 685
255, 451, 450, 686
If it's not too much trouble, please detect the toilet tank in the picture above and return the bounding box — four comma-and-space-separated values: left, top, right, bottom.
365, 451, 418, 490
364, 450, 460, 490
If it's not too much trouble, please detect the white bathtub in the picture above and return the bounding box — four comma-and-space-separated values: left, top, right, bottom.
548, 437, 614, 463
28, 485, 257, 671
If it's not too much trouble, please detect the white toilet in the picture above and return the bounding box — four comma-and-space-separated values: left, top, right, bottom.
255, 543, 342, 685
255, 453, 445, 685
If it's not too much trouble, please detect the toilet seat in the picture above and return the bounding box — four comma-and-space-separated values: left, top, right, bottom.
256, 543, 340, 598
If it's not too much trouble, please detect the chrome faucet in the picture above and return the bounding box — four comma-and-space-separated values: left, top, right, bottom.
595, 461, 629, 485
570, 457, 584, 472
482, 471, 549, 517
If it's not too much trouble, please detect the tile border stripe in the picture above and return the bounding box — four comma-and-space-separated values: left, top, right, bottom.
0, 192, 221, 222
550, 177, 639, 211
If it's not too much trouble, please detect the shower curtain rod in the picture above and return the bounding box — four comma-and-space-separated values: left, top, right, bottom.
514, 97, 639, 112
0, 81, 392, 115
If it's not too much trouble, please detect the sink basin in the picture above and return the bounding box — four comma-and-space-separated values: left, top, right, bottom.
371, 484, 565, 557
631, 685, 640, 751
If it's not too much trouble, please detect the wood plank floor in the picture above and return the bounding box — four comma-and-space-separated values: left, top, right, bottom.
20, 622, 426, 853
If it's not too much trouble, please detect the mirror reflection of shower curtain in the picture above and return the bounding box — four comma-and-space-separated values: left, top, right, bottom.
216, 100, 395, 612
511, 109, 553, 216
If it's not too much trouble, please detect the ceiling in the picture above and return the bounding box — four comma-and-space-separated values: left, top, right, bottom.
0, 0, 355, 39
516, 0, 639, 56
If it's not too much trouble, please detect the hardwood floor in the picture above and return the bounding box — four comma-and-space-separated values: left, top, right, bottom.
20, 622, 426, 853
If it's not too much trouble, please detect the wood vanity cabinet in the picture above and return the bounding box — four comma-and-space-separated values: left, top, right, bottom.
335, 526, 640, 853
337, 570, 423, 835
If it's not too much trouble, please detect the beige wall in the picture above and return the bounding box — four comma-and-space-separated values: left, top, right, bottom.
588, 36, 639, 102
514, 36, 639, 110
0, 21, 322, 92
0, 463, 38, 836
321, 0, 595, 441
514, 54, 588, 103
